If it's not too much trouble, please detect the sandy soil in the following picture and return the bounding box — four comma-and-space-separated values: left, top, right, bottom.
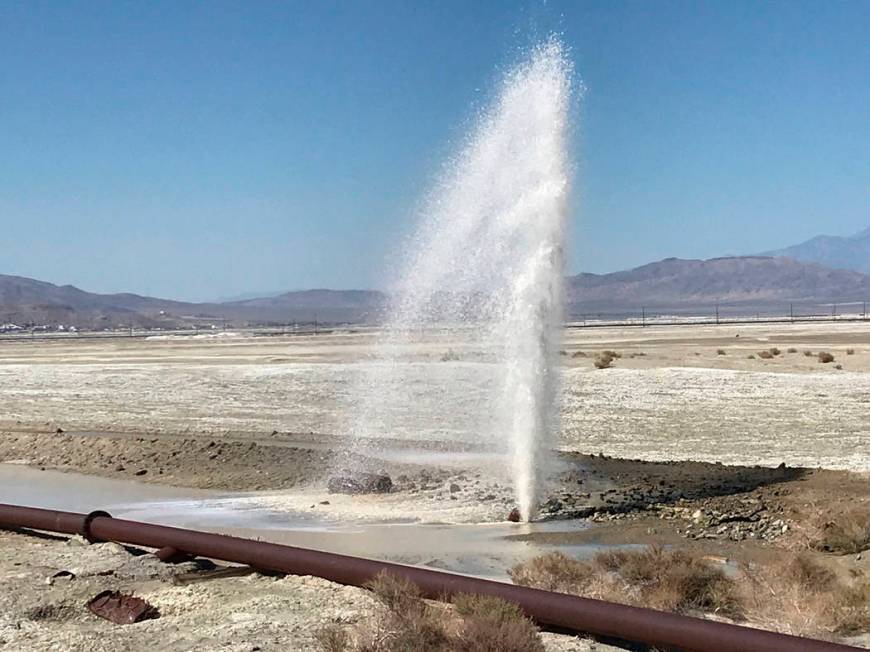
1, 322, 868, 470
1, 324, 868, 649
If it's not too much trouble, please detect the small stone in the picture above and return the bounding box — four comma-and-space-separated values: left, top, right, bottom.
507, 508, 521, 522
449, 483, 461, 493
134, 469, 147, 476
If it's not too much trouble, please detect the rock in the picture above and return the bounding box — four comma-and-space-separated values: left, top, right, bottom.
507, 508, 521, 522
449, 483, 460, 493
134, 469, 147, 476
327, 473, 392, 494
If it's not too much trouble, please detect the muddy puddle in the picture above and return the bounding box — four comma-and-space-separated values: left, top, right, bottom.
0, 463, 626, 580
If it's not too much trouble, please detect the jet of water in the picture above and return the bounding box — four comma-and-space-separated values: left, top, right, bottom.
352, 38, 573, 521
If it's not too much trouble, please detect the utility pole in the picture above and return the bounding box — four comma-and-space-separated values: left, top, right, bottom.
314, 313, 318, 336
715, 303, 719, 325
790, 303, 794, 323
641, 307, 645, 327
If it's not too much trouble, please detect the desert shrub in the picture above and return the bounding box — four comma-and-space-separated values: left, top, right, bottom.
508, 551, 593, 594
360, 572, 449, 651
511, 547, 741, 618
602, 349, 621, 358
716, 349, 726, 355
758, 350, 774, 359
315, 626, 351, 652
441, 349, 461, 362
571, 351, 587, 358
804, 350, 814, 357
559, 349, 567, 356
847, 348, 856, 355
769, 347, 782, 356
810, 504, 870, 554
783, 553, 837, 591
594, 351, 615, 369
818, 352, 835, 364
451, 594, 543, 652
747, 354, 756, 359
835, 364, 843, 370
787, 347, 798, 353
320, 573, 545, 652
741, 553, 870, 639
829, 582, 870, 636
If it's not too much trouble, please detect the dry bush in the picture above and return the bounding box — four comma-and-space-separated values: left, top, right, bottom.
559, 349, 568, 356
508, 551, 593, 594
804, 350, 814, 357
747, 354, 756, 359
602, 350, 622, 358
450, 594, 544, 652
809, 504, 870, 554
741, 553, 869, 639
359, 572, 449, 652
847, 348, 856, 355
594, 352, 615, 369
818, 352, 835, 364
835, 364, 843, 370
571, 351, 587, 358
787, 347, 798, 353
758, 350, 774, 359
511, 547, 741, 618
716, 349, 726, 355
441, 349, 461, 362
511, 549, 869, 642
769, 347, 782, 356
317, 573, 545, 652
316, 626, 351, 652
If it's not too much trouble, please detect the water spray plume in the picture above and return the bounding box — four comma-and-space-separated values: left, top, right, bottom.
353, 38, 573, 522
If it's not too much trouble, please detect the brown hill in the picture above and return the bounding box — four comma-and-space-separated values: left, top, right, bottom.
568, 256, 870, 313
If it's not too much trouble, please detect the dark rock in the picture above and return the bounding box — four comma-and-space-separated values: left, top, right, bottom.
507, 508, 521, 522
327, 473, 392, 494
134, 469, 147, 476
449, 483, 460, 493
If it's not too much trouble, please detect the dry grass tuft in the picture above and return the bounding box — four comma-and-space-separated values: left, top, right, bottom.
716, 349, 726, 355
809, 504, 870, 555
769, 347, 782, 356
742, 554, 870, 639
451, 594, 544, 652
758, 350, 774, 359
787, 347, 798, 353
316, 572, 544, 652
571, 350, 587, 358
510, 547, 742, 618
511, 549, 869, 642
315, 626, 351, 652
804, 350, 814, 357
594, 351, 616, 369
507, 551, 593, 594
747, 354, 756, 359
847, 348, 856, 355
818, 352, 835, 364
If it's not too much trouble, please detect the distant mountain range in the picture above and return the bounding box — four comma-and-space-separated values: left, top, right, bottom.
567, 256, 870, 314
0, 274, 385, 329
4, 235, 870, 328
760, 227, 870, 275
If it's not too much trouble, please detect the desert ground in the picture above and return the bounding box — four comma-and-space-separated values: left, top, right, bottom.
0, 322, 868, 650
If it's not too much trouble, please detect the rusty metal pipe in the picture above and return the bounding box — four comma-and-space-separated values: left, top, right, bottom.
0, 503, 859, 652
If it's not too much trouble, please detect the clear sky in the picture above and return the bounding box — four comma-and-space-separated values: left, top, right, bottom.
2, 1, 869, 301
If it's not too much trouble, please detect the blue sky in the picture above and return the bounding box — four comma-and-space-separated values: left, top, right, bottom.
2, 1, 869, 301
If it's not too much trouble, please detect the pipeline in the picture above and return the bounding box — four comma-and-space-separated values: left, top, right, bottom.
0, 503, 859, 652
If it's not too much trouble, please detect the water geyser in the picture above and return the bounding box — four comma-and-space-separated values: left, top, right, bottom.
353, 39, 572, 521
